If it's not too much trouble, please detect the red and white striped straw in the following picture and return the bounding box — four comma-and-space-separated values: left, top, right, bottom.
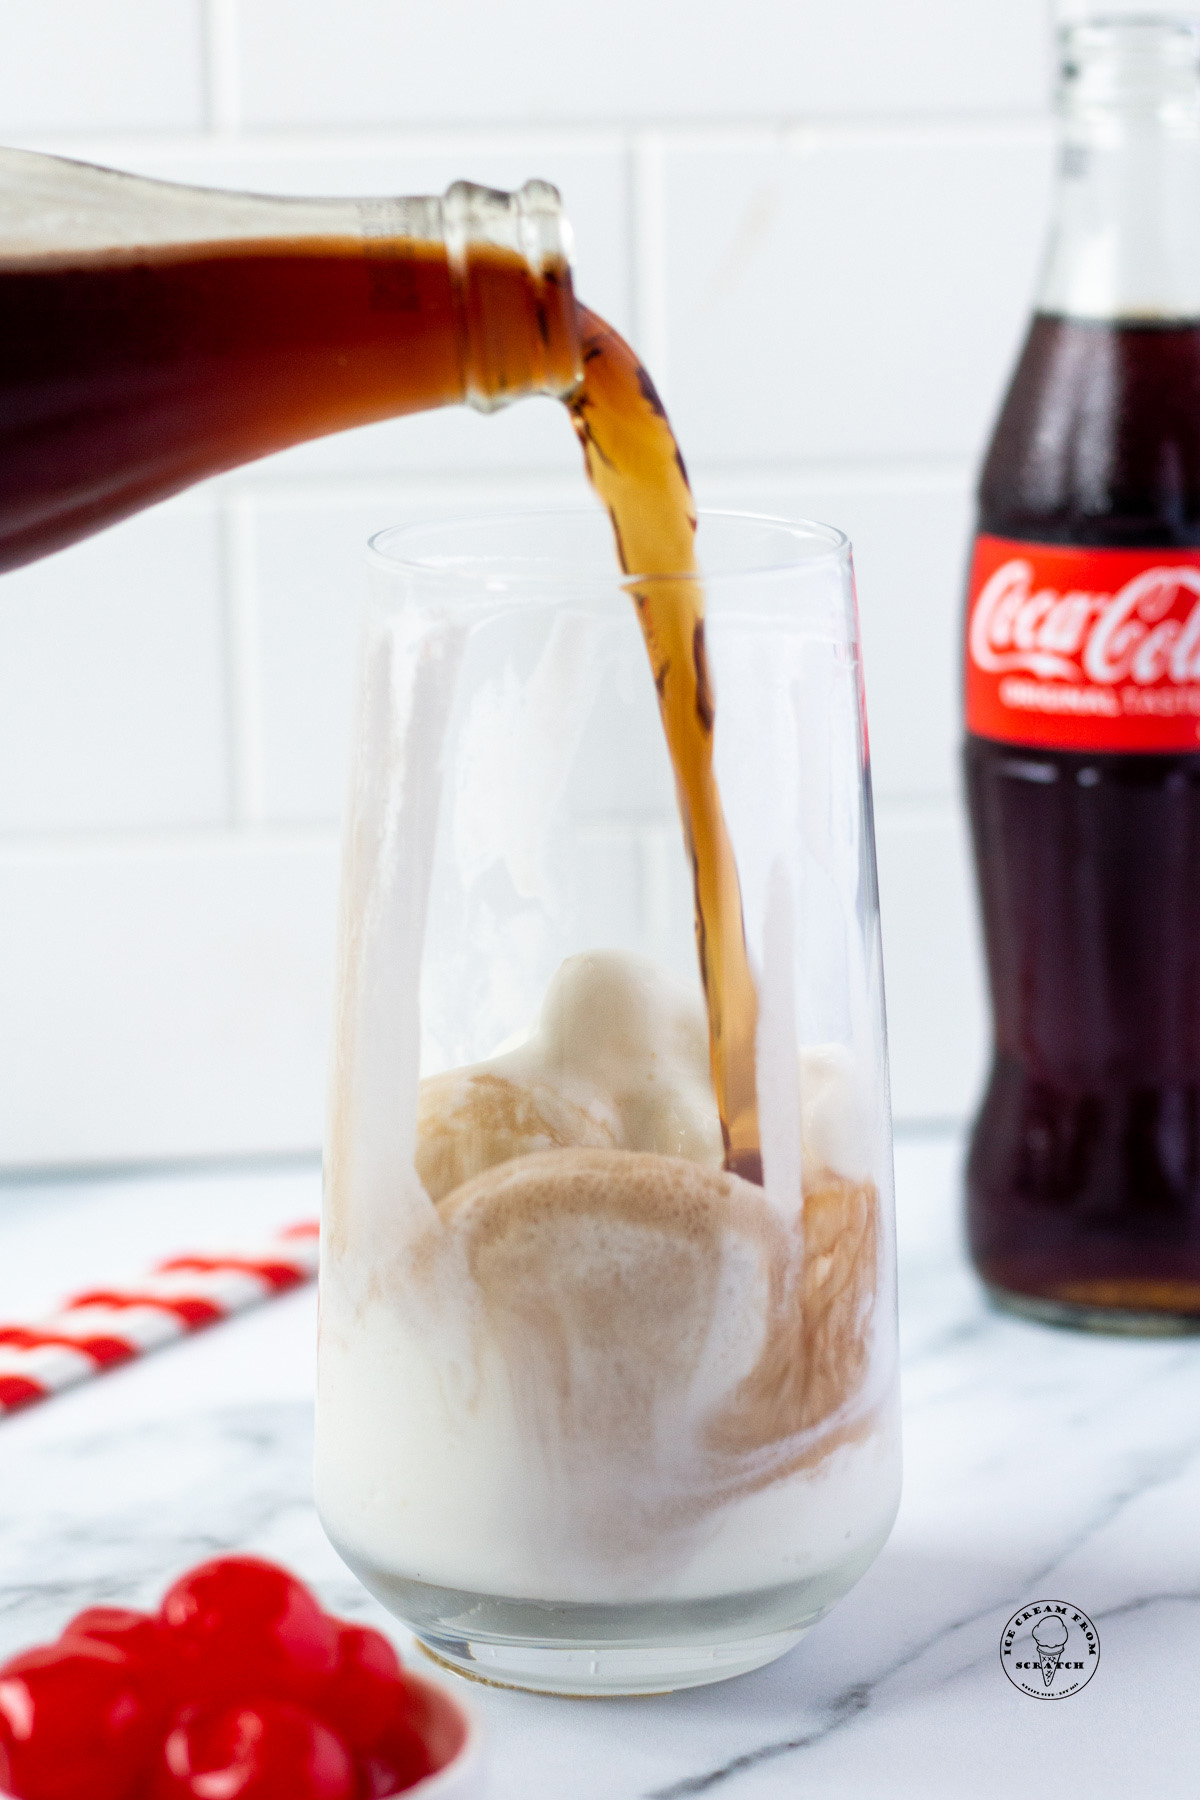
0, 1219, 319, 1416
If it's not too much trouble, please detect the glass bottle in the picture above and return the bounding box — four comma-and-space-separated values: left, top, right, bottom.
964, 18, 1200, 1330
0, 148, 581, 572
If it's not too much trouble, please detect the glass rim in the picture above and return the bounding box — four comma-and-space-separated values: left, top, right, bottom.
366, 507, 851, 596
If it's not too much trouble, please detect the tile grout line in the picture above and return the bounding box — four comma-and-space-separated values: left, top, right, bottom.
208, 457, 973, 509
203, 0, 242, 137
8, 111, 1054, 163
212, 468, 591, 508
620, 128, 638, 346
630, 130, 670, 398
220, 494, 267, 827
0, 822, 341, 864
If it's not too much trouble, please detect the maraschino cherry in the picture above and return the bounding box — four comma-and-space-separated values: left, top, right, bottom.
0, 1557, 448, 1800
153, 1699, 356, 1800
158, 1556, 340, 1704
0, 1640, 151, 1800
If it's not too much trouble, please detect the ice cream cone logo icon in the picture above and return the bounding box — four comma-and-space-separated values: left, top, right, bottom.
1000, 1600, 1099, 1699
1032, 1615, 1068, 1686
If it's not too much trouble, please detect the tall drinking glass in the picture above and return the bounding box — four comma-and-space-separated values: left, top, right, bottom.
315, 510, 901, 1695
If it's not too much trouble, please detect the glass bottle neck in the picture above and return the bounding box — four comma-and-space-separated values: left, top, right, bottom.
0, 152, 582, 408
440, 178, 581, 411
1037, 17, 1200, 321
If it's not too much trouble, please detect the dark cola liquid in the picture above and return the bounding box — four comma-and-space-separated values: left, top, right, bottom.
968, 313, 1200, 1322
0, 238, 575, 573
569, 308, 762, 1181
0, 240, 763, 1180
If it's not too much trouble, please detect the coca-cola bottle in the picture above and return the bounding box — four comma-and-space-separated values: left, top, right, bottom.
965, 16, 1200, 1331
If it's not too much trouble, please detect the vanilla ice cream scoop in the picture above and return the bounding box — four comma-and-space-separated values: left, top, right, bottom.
415, 951, 724, 1201
536, 950, 723, 1163
1032, 1616, 1068, 1651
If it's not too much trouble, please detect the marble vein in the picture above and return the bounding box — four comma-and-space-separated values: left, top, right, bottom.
3, 1139, 1200, 1798
645, 1685, 871, 1797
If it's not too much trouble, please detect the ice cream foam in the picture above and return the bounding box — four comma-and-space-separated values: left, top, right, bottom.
438, 1145, 879, 1482
434, 1148, 773, 1570
317, 949, 895, 1601
415, 951, 725, 1200
415, 1070, 620, 1202
318, 1143, 891, 1598
415, 949, 874, 1201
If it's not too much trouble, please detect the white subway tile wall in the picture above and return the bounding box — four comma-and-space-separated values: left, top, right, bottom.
0, 0, 1060, 1168
0, 1, 206, 134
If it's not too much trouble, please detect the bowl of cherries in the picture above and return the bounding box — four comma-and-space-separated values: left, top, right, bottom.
0, 1555, 481, 1800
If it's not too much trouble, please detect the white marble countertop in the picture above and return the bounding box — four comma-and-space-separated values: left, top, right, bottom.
1, 1136, 1198, 1798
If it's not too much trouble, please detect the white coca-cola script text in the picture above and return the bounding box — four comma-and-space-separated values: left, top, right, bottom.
970, 558, 1200, 686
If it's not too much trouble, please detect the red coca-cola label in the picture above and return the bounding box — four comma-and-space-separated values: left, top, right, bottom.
965, 535, 1200, 752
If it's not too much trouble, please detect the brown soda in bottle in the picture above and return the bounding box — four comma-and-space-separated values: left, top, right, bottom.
0, 148, 766, 1180
0, 156, 580, 572
964, 19, 1200, 1328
